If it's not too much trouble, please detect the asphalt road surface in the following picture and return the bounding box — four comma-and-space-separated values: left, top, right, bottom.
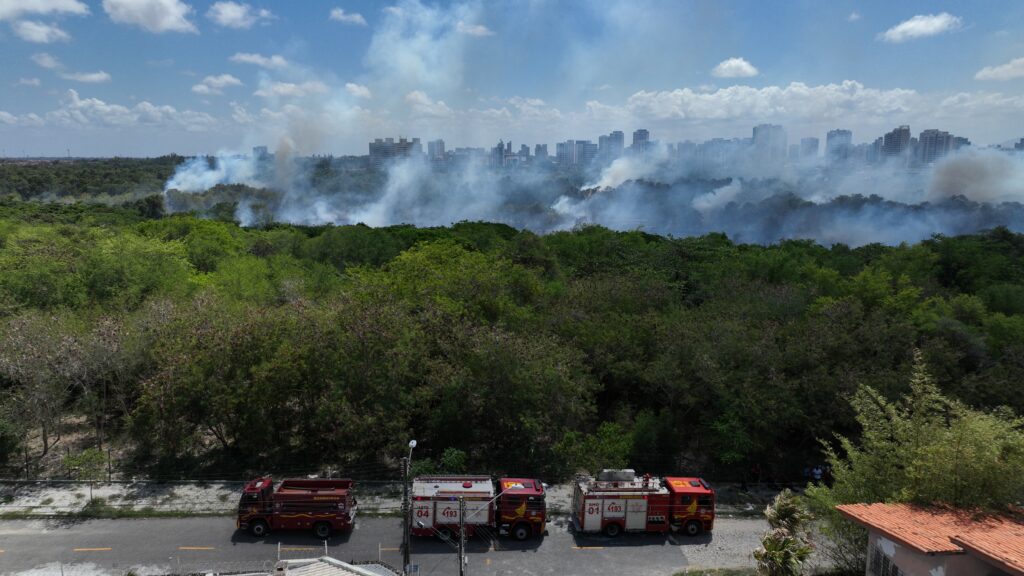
0, 515, 766, 576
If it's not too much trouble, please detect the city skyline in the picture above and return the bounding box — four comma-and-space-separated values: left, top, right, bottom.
0, 0, 1023, 156
349, 122, 980, 170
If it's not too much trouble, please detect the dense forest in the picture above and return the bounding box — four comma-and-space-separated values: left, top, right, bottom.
1, 195, 1023, 482
0, 157, 183, 201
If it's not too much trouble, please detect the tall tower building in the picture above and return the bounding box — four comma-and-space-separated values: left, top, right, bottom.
825, 129, 853, 161
427, 139, 445, 160
882, 125, 911, 157
575, 140, 598, 166
800, 137, 819, 158
609, 131, 625, 158
918, 129, 953, 163
631, 129, 650, 154
556, 141, 574, 165
752, 124, 787, 161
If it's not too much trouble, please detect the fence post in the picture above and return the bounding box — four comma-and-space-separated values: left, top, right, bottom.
107, 447, 112, 482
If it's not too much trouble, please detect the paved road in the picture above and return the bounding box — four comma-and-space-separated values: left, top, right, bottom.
0, 515, 765, 576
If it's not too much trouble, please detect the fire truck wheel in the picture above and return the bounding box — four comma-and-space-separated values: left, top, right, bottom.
437, 527, 453, 541
314, 522, 332, 539
249, 520, 268, 538
603, 523, 622, 538
684, 520, 702, 537
512, 524, 531, 541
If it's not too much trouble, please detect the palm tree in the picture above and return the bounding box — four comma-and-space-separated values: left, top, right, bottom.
754, 490, 813, 576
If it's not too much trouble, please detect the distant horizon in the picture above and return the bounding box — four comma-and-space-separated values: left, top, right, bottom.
2, 1, 1023, 156
1, 121, 1020, 160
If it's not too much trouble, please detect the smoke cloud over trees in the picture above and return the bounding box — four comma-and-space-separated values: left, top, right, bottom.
164, 146, 1024, 247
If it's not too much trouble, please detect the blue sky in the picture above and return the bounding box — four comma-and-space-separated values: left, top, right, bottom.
1, 0, 1023, 156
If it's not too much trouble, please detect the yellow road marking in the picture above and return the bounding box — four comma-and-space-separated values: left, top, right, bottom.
379, 547, 400, 551
178, 546, 215, 551
572, 546, 604, 550
74, 548, 112, 552
485, 559, 491, 566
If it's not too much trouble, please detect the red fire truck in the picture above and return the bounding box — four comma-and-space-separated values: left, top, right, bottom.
411, 475, 547, 541
237, 477, 357, 539
571, 469, 715, 537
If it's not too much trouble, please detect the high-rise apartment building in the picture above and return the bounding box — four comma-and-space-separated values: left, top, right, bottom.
882, 125, 911, 157
556, 141, 574, 165
918, 129, 953, 164
800, 137, 819, 158
369, 137, 422, 167
575, 140, 598, 166
535, 144, 548, 159
427, 139, 445, 161
752, 124, 787, 161
631, 129, 650, 154
825, 129, 853, 161
609, 131, 625, 158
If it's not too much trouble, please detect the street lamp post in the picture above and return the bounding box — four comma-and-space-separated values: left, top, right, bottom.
402, 439, 417, 574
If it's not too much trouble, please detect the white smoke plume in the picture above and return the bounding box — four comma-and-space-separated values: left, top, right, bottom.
165, 154, 260, 191
158, 0, 1024, 247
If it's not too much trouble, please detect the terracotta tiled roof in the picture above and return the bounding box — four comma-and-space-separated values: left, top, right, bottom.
836, 503, 1024, 575
953, 530, 1024, 576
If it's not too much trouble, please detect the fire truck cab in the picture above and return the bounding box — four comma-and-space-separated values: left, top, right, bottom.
665, 476, 716, 536
237, 476, 356, 539
496, 477, 547, 540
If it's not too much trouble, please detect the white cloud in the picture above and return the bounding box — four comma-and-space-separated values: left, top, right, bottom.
228, 100, 253, 124
254, 81, 328, 98
345, 82, 372, 99
229, 52, 287, 68
30, 51, 110, 83
102, 0, 197, 34
18, 77, 42, 86
847, 12, 861, 22
364, 1, 474, 105
0, 0, 88, 21
192, 73, 243, 95
975, 57, 1024, 81
329, 7, 366, 26
206, 2, 271, 29
60, 70, 112, 83
31, 52, 61, 69
593, 81, 918, 122
405, 90, 452, 117
711, 57, 759, 78
0, 90, 208, 130
880, 13, 961, 43
45, 89, 217, 131
455, 20, 492, 36
11, 20, 70, 42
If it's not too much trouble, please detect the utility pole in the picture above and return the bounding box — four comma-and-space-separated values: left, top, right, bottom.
401, 456, 410, 573
402, 439, 417, 575
458, 496, 466, 576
